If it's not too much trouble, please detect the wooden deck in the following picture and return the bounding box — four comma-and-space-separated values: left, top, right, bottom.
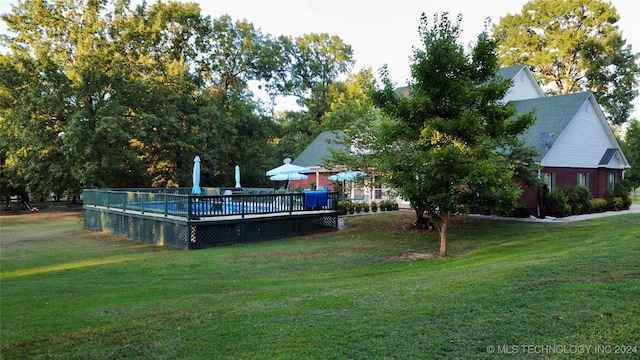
86, 204, 335, 223
84, 204, 338, 250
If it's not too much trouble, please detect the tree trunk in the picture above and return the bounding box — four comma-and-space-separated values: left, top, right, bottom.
414, 208, 427, 229
438, 213, 448, 257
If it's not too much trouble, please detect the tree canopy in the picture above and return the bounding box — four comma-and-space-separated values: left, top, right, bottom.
0, 0, 369, 200
621, 120, 640, 191
368, 13, 536, 257
493, 0, 640, 126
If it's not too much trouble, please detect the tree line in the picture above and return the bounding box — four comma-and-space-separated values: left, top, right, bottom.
1, 0, 638, 211
0, 0, 374, 201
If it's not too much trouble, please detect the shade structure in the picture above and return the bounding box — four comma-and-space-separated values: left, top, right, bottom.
235, 165, 241, 188
266, 158, 310, 176
191, 156, 202, 195
328, 170, 368, 181
270, 173, 308, 181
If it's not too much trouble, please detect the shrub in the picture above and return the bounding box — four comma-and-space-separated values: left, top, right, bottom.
611, 197, 624, 211
546, 189, 570, 218
589, 198, 608, 213
354, 203, 362, 213
337, 201, 350, 215
380, 200, 394, 211
604, 181, 632, 211
564, 186, 591, 215
363, 203, 370, 212
508, 203, 531, 218
370, 201, 378, 212
612, 181, 632, 210
391, 201, 399, 211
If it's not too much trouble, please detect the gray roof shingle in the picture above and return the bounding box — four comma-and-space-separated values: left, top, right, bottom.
598, 148, 620, 166
292, 130, 349, 168
511, 92, 592, 160
497, 64, 527, 80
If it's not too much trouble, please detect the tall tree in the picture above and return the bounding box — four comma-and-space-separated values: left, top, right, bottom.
263, 33, 360, 162
115, 0, 209, 187
493, 0, 640, 126
621, 120, 640, 196
0, 0, 143, 191
319, 68, 376, 131
371, 13, 535, 257
271, 33, 355, 124
202, 15, 279, 94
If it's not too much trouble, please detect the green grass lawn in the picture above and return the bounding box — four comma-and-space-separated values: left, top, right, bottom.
1, 210, 639, 359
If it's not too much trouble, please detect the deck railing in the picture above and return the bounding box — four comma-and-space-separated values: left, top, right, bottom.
83, 188, 338, 220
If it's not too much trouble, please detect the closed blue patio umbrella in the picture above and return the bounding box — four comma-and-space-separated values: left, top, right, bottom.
235, 165, 241, 189
192, 156, 202, 195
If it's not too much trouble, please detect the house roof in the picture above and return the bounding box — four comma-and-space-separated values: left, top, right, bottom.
511, 92, 592, 160
292, 130, 349, 168
497, 64, 546, 101
496, 64, 528, 80
598, 148, 621, 167
394, 86, 410, 97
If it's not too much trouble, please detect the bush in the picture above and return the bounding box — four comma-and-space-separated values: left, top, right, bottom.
337, 201, 350, 215
546, 189, 570, 218
604, 181, 632, 211
379, 200, 395, 211
612, 181, 632, 210
611, 197, 624, 211
564, 186, 591, 215
508, 203, 531, 218
354, 203, 362, 213
370, 201, 378, 212
362, 203, 370, 213
589, 198, 608, 213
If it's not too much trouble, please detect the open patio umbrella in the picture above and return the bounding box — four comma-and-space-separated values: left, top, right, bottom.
266, 158, 310, 176
269, 173, 308, 181
328, 170, 369, 181
191, 156, 202, 195
235, 165, 241, 189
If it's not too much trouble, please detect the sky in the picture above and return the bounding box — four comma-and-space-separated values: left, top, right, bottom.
1, 0, 639, 119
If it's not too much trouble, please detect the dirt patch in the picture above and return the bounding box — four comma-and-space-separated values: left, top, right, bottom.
1, 210, 84, 244
4, 229, 86, 244
385, 252, 439, 262
1, 208, 82, 222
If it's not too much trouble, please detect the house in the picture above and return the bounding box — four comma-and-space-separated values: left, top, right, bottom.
497, 64, 546, 102
291, 130, 406, 205
499, 65, 630, 216
289, 130, 348, 191
291, 65, 630, 215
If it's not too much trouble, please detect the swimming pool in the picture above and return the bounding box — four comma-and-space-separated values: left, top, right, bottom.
132, 199, 281, 217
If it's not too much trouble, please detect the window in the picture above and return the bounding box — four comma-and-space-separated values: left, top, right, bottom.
374, 189, 382, 200
542, 173, 556, 192
607, 173, 616, 191
576, 173, 589, 187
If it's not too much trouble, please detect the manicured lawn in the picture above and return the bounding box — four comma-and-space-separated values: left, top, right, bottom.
1, 210, 639, 359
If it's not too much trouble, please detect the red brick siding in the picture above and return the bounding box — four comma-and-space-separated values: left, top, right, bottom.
518, 167, 625, 216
